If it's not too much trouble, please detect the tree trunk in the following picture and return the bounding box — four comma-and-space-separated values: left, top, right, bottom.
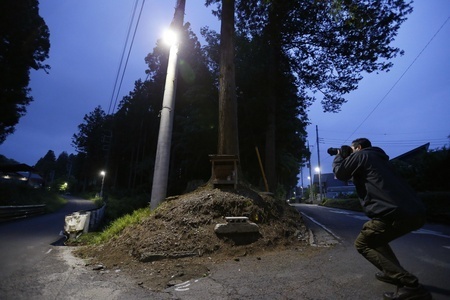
264, 5, 282, 192
218, 0, 239, 156
265, 94, 277, 191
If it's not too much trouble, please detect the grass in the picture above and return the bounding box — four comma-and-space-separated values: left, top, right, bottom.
72, 207, 153, 245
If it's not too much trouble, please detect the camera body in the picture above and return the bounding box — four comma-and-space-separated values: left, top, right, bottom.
327, 145, 353, 158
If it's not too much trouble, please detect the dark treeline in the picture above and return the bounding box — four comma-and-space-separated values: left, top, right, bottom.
30, 1, 419, 206
68, 21, 309, 198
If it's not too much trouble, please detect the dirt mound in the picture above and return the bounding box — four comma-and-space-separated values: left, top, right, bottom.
75, 185, 309, 290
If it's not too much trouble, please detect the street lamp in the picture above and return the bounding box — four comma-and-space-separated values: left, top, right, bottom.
100, 171, 106, 198
315, 166, 323, 202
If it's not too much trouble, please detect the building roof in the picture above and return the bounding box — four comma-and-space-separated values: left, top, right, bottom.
390, 143, 430, 163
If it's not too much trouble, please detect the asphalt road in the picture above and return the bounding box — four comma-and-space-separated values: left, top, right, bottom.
294, 204, 450, 300
0, 197, 98, 281
1, 199, 449, 299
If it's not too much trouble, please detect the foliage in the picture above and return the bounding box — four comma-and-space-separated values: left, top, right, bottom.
103, 193, 151, 222
34, 150, 78, 192
25, 1, 415, 223
392, 146, 450, 191
321, 192, 450, 224
0, 0, 50, 144
0, 182, 66, 212
83, 208, 152, 245
232, 0, 412, 112
71, 106, 108, 191
321, 197, 363, 212
0, 155, 19, 165
69, 24, 218, 196
418, 192, 450, 224
34, 150, 56, 182
204, 0, 411, 191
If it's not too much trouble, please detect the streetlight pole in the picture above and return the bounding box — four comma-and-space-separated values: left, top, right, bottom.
150, 0, 186, 210
316, 125, 323, 202
100, 171, 105, 198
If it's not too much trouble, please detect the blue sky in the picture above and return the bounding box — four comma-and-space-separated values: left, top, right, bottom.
0, 1, 449, 188
306, 0, 450, 184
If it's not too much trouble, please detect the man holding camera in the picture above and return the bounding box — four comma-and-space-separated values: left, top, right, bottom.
330, 138, 431, 300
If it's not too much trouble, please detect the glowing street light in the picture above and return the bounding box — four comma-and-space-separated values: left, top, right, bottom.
162, 29, 178, 46
100, 171, 106, 198
315, 166, 323, 201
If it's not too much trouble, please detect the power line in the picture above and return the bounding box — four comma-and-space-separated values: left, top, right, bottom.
343, 15, 450, 144
107, 0, 147, 115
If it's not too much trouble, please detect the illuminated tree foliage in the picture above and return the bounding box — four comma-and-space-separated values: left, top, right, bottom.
67, 0, 413, 200
205, 0, 412, 192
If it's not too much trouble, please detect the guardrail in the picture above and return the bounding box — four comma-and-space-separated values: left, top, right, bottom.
64, 205, 106, 239
0, 204, 46, 222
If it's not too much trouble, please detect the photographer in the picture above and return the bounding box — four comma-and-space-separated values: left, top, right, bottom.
330, 138, 431, 300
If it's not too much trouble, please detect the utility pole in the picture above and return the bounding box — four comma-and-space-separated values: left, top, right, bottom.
316, 125, 323, 202
150, 0, 186, 210
307, 141, 314, 202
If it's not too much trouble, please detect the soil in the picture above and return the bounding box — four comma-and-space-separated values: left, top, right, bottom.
74, 184, 310, 291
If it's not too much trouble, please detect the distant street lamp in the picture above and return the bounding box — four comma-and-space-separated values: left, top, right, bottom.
150, 0, 186, 210
315, 166, 323, 201
100, 171, 106, 198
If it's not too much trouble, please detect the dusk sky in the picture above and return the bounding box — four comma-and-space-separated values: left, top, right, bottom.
0, 1, 449, 187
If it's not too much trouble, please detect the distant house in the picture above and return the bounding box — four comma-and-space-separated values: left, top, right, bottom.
390, 143, 430, 165
0, 164, 44, 188
313, 173, 355, 199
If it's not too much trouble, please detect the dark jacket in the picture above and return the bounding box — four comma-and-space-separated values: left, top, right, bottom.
332, 146, 426, 220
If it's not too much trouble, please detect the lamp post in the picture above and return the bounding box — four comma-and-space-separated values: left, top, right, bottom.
315, 166, 323, 202
150, 0, 186, 210
100, 171, 105, 198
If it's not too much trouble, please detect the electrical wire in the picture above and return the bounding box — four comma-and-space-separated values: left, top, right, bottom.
107, 0, 147, 115
107, 0, 138, 115
342, 15, 450, 144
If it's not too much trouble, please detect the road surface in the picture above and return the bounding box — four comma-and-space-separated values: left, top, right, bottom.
294, 204, 450, 300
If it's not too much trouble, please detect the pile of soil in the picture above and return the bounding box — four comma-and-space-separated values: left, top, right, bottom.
75, 184, 309, 291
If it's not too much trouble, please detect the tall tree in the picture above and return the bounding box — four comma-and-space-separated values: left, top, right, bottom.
34, 150, 56, 183
217, 0, 239, 155
72, 106, 107, 187
0, 0, 50, 144
55, 151, 70, 179
206, 0, 412, 191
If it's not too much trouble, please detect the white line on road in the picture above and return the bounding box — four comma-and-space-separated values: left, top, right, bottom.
174, 280, 191, 292
300, 212, 342, 241
413, 229, 450, 239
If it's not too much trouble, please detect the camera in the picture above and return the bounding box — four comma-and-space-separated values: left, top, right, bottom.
327, 147, 339, 156
327, 145, 353, 158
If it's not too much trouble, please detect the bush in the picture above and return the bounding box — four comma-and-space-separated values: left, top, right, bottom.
321, 198, 362, 212
102, 192, 151, 223
0, 182, 66, 212
321, 192, 450, 224
419, 192, 450, 224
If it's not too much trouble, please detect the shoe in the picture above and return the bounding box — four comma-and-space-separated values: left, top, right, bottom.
383, 284, 432, 300
376, 272, 402, 286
